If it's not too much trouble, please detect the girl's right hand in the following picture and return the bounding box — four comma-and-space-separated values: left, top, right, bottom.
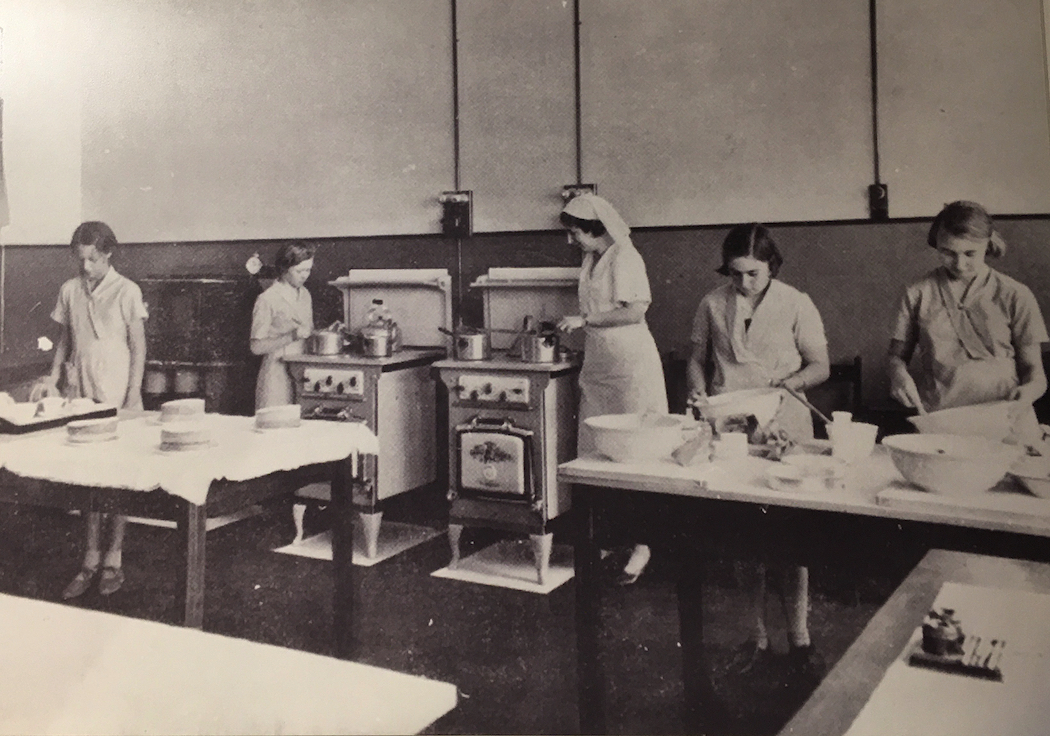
295, 323, 312, 341
29, 377, 58, 402
889, 369, 925, 413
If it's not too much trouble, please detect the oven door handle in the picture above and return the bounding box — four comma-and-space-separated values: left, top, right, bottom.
455, 415, 534, 437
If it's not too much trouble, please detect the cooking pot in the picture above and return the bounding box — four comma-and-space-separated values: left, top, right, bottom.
360, 326, 392, 357
454, 330, 491, 361
520, 331, 558, 363
309, 324, 345, 355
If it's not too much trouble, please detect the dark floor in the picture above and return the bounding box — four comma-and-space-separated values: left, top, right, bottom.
0, 488, 924, 735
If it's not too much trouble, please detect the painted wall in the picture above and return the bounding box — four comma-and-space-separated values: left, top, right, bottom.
8, 216, 1050, 408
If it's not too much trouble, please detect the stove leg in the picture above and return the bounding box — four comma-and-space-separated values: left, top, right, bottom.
291, 503, 306, 545
530, 532, 554, 585
359, 511, 383, 560
448, 524, 464, 569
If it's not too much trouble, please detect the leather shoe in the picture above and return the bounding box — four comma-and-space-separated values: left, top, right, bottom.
98, 566, 125, 596
62, 567, 98, 600
786, 643, 825, 682
728, 640, 772, 674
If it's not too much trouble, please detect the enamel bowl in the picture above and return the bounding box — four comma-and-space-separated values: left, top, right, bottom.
907, 401, 1017, 443
699, 388, 783, 429
881, 433, 1023, 497
585, 413, 696, 463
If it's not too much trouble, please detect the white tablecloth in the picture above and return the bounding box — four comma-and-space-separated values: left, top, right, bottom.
845, 581, 1050, 736
0, 415, 379, 505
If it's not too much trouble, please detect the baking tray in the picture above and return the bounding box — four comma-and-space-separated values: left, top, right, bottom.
0, 404, 118, 435
907, 636, 1005, 681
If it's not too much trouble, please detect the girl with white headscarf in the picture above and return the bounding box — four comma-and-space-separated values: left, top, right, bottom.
558, 194, 667, 584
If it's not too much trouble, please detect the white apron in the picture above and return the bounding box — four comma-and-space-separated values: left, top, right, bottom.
576, 241, 667, 455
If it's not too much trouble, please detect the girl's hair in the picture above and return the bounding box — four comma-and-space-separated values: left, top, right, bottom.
717, 223, 783, 278
70, 221, 118, 254
274, 242, 316, 275
559, 211, 607, 237
927, 200, 1006, 258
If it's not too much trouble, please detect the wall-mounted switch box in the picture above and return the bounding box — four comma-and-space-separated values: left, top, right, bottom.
561, 183, 597, 201
868, 183, 889, 221
439, 190, 473, 237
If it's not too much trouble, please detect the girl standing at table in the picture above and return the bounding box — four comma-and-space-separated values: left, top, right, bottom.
557, 193, 667, 585
250, 242, 315, 410
888, 201, 1047, 443
31, 221, 147, 599
686, 223, 829, 676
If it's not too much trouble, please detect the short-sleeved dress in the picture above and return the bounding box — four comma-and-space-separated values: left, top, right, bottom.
251, 280, 313, 410
691, 279, 828, 440
892, 266, 1048, 441
51, 267, 148, 406
577, 239, 667, 455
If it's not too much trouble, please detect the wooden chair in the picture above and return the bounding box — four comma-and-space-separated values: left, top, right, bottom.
806, 356, 862, 439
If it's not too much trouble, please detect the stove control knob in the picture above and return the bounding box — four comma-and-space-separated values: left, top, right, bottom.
483, 383, 493, 394
469, 390, 479, 401
313, 381, 322, 393
349, 376, 358, 388
335, 382, 345, 394
325, 375, 333, 386
498, 391, 507, 402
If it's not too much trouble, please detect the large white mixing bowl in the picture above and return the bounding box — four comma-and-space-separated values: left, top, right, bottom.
881, 433, 1022, 497
584, 413, 695, 463
700, 388, 783, 429
907, 401, 1017, 443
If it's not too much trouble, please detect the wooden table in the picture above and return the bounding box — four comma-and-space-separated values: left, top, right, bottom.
779, 549, 1050, 735
0, 592, 456, 735
560, 449, 1050, 734
0, 415, 375, 659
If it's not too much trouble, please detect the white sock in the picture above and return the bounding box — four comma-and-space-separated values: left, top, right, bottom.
622, 544, 651, 576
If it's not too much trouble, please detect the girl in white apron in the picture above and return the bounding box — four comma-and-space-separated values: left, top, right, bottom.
687, 223, 830, 677
889, 201, 1047, 445
251, 243, 315, 410
31, 222, 148, 599
558, 194, 667, 585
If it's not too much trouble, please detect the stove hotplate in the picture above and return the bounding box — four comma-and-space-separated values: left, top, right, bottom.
433, 350, 581, 374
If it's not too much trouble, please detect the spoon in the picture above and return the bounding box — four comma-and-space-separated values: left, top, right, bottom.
782, 385, 834, 426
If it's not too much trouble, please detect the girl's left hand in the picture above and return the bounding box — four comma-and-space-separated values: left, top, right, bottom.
558, 315, 587, 333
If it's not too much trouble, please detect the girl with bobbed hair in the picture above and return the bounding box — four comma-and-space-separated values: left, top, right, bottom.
889, 200, 1047, 442
250, 242, 316, 409
687, 222, 830, 678
31, 221, 148, 599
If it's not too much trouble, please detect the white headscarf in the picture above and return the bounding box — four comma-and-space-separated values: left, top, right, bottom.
561, 193, 632, 246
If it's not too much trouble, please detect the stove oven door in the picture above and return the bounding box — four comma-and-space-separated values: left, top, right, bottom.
455, 417, 535, 504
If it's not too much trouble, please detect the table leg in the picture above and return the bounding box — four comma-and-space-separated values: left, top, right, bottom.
677, 529, 728, 733
174, 501, 207, 628
331, 456, 357, 660
574, 483, 606, 735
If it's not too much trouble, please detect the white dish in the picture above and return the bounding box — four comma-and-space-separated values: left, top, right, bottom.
158, 440, 217, 453
252, 424, 301, 433
65, 434, 118, 446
